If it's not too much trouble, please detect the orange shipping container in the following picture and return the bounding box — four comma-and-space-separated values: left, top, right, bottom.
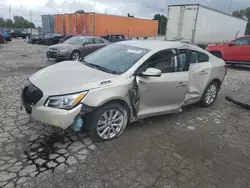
54, 13, 158, 38
54, 14, 65, 34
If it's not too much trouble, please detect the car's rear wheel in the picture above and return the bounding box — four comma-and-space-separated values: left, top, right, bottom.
199, 81, 220, 107
85, 102, 128, 142
71, 51, 80, 61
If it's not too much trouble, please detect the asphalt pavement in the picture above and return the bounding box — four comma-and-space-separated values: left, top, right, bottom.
0, 39, 250, 188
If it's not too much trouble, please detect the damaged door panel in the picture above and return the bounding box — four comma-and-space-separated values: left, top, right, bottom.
136, 71, 189, 119
183, 50, 211, 105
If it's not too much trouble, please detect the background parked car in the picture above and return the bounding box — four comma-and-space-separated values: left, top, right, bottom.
101, 34, 127, 43
39, 33, 64, 45
46, 36, 110, 60
59, 35, 73, 43
207, 35, 250, 65
0, 34, 3, 44
10, 30, 31, 39
28, 34, 45, 44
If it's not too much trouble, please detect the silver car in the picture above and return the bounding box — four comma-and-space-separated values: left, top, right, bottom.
46, 36, 110, 61
22, 41, 227, 141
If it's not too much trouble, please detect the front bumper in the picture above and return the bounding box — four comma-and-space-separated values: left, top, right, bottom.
46, 50, 70, 60
31, 104, 82, 129
21, 82, 86, 130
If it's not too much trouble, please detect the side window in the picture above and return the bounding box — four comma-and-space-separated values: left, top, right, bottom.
190, 51, 209, 63
94, 38, 105, 44
144, 50, 177, 73
232, 38, 249, 46
198, 52, 209, 62
84, 38, 95, 45
190, 51, 198, 63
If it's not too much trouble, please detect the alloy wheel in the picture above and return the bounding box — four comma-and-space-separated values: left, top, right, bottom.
96, 109, 124, 140
72, 52, 80, 61
204, 84, 217, 105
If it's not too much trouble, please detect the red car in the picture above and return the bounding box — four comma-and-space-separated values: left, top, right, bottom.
206, 36, 250, 64
0, 34, 3, 44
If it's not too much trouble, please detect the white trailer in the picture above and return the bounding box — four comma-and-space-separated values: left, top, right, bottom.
165, 4, 248, 45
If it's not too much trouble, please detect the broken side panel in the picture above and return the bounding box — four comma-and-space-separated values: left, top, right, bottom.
129, 76, 140, 118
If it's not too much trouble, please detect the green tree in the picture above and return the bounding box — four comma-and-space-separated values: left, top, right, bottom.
5, 19, 13, 28
0, 17, 5, 27
232, 7, 250, 35
13, 15, 35, 28
153, 14, 167, 35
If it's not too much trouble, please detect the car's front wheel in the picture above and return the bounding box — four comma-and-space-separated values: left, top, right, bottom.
199, 81, 220, 107
71, 51, 80, 61
85, 102, 128, 141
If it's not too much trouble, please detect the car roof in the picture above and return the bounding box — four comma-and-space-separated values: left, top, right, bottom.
117, 40, 204, 52
73, 36, 101, 39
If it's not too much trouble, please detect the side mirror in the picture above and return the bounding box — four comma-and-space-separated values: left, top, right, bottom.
82, 43, 85, 46
228, 43, 235, 47
141, 68, 162, 77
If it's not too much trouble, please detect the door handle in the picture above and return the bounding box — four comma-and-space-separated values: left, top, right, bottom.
176, 82, 187, 87
199, 70, 208, 75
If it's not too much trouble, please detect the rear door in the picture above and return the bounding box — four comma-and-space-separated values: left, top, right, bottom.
137, 49, 190, 118
93, 38, 108, 50
224, 37, 250, 62
185, 50, 211, 104
80, 38, 95, 57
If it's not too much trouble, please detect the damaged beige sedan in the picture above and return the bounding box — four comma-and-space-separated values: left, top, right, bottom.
21, 41, 227, 141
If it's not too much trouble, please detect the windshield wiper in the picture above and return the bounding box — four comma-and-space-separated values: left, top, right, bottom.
83, 61, 117, 74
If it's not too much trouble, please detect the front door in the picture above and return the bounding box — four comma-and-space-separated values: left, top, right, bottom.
136, 49, 190, 118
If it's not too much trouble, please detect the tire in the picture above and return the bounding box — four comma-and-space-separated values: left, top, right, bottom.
71, 51, 80, 61
85, 102, 128, 142
198, 81, 220, 107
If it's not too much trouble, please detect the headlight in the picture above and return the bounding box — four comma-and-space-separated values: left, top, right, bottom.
45, 91, 88, 109
59, 48, 67, 52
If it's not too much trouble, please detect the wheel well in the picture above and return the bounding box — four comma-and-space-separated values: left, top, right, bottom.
72, 50, 80, 54
211, 79, 221, 88
99, 99, 132, 121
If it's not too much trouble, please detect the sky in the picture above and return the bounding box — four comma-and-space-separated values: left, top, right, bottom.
0, 0, 249, 27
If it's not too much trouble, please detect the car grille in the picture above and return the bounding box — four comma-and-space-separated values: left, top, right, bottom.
21, 83, 43, 106
48, 51, 57, 58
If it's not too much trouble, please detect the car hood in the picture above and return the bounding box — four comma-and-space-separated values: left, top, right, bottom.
29, 61, 118, 96
49, 43, 79, 50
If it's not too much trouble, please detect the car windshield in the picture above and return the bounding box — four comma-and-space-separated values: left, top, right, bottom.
82, 44, 150, 74
64, 37, 85, 45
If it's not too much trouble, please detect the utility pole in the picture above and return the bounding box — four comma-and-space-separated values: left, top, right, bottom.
160, 9, 164, 35
30, 9, 32, 35
229, 0, 232, 14
9, 5, 11, 20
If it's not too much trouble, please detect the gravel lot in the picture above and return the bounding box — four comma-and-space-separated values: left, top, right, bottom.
0, 39, 250, 188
